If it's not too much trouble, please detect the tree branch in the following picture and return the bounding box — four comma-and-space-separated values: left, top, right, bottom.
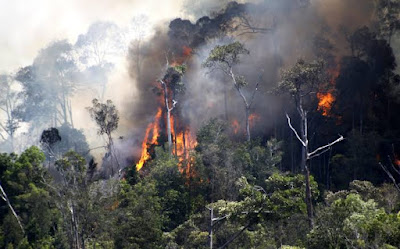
378, 162, 400, 193
308, 135, 344, 159
286, 113, 306, 147
0, 183, 24, 234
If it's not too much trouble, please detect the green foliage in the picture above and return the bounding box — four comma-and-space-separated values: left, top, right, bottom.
277, 58, 326, 98
87, 98, 119, 136
0, 147, 64, 248
147, 147, 190, 231
308, 192, 400, 248
114, 181, 163, 249
41, 124, 90, 161
203, 41, 249, 68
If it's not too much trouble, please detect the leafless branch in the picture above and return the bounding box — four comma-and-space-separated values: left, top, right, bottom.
308, 135, 344, 159
286, 113, 306, 147
387, 155, 400, 177
308, 147, 331, 160
0, 183, 24, 234
378, 162, 400, 193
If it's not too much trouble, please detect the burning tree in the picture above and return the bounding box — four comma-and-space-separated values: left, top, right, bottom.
159, 63, 186, 155
203, 41, 260, 142
277, 58, 344, 228
135, 62, 190, 171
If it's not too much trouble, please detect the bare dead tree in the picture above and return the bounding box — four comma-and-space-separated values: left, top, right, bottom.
278, 59, 344, 228
286, 113, 344, 227
0, 183, 24, 234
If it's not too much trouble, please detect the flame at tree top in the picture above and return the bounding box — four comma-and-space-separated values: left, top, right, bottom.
317, 64, 340, 116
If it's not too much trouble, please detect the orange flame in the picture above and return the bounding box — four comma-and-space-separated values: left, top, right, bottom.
136, 108, 162, 171
394, 154, 400, 167
249, 113, 260, 128
182, 46, 192, 57
232, 120, 240, 134
317, 64, 340, 116
317, 92, 334, 116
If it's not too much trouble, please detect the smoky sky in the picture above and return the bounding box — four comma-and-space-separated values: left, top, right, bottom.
1, 0, 397, 164
124, 0, 380, 147
0, 0, 185, 72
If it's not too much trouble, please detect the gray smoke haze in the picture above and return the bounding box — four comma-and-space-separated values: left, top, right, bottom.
0, 0, 394, 169
123, 0, 381, 162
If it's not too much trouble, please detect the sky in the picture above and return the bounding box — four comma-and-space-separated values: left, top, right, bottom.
0, 0, 185, 73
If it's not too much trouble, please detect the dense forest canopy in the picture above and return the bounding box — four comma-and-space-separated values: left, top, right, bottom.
1, 0, 400, 248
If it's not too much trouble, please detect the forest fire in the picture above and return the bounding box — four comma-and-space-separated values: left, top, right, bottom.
317, 92, 334, 116
232, 120, 240, 134
249, 113, 260, 128
135, 47, 196, 172
394, 155, 400, 167
174, 128, 197, 173
317, 64, 340, 116
135, 108, 162, 171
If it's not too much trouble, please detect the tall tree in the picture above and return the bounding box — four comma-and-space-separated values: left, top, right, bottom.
203, 41, 261, 141
87, 99, 120, 176
15, 40, 78, 131
278, 59, 344, 228
159, 63, 186, 155
375, 0, 400, 45
75, 22, 124, 100
0, 74, 21, 151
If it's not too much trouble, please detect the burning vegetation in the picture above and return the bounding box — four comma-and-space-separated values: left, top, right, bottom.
3, 0, 400, 248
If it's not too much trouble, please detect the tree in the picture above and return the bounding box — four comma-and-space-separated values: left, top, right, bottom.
40, 150, 116, 249
15, 40, 78, 133
159, 64, 186, 155
75, 22, 124, 100
278, 58, 344, 228
203, 41, 261, 141
0, 74, 21, 151
208, 173, 318, 248
308, 192, 400, 248
40, 124, 90, 163
126, 15, 150, 83
87, 98, 120, 176
0, 147, 65, 248
113, 180, 163, 248
196, 118, 242, 201
147, 146, 190, 231
376, 0, 400, 45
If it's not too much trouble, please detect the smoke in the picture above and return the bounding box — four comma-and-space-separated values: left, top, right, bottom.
121, 0, 383, 162
0, 0, 392, 168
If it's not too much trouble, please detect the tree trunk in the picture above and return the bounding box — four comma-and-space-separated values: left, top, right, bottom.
224, 83, 229, 121
245, 107, 251, 142
162, 82, 173, 155
209, 208, 213, 249
299, 109, 314, 228
304, 164, 314, 228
